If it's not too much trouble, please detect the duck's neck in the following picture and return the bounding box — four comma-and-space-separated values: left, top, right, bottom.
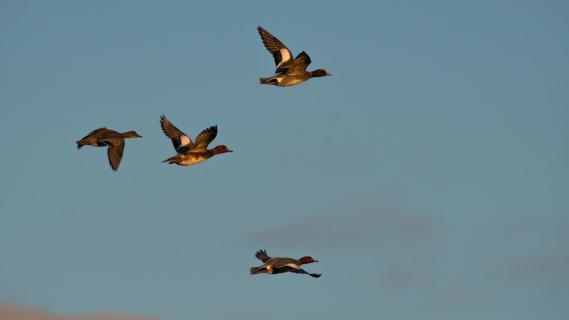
208, 146, 231, 156
310, 69, 329, 78
121, 131, 139, 139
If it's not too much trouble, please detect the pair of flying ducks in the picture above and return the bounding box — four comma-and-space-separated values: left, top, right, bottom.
76, 115, 232, 171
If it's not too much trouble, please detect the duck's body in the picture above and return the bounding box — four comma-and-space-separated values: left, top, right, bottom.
257, 26, 330, 87
250, 249, 321, 278
163, 153, 207, 166
162, 146, 229, 166
160, 115, 232, 167
260, 71, 312, 87
76, 128, 142, 171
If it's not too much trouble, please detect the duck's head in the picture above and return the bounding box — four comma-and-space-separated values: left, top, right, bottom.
298, 256, 318, 265
311, 69, 331, 77
211, 145, 233, 154
122, 131, 143, 138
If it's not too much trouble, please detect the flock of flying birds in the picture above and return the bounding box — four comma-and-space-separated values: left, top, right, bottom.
76, 26, 329, 278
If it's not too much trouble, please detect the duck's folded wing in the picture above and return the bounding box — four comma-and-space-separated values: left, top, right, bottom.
189, 125, 217, 152
255, 249, 271, 263
268, 257, 297, 268
288, 51, 312, 73
101, 139, 125, 171
79, 127, 107, 140
257, 26, 294, 73
160, 115, 192, 151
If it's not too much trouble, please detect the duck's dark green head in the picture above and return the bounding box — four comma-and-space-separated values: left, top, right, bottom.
311, 69, 331, 77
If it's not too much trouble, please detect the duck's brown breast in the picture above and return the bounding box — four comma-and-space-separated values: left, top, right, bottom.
179, 153, 208, 166
278, 74, 310, 87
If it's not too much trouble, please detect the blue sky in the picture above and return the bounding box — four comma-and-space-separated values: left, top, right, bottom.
0, 0, 568, 319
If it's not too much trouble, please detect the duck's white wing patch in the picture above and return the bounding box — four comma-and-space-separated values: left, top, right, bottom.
276, 49, 292, 69
283, 263, 300, 269
180, 135, 191, 147
257, 26, 294, 71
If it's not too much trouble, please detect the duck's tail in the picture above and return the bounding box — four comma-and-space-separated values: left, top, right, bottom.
76, 140, 85, 149
162, 155, 179, 164
259, 77, 277, 85
250, 267, 267, 275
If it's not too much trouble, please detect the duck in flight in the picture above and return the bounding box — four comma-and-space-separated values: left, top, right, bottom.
257, 26, 331, 87
250, 249, 321, 278
76, 128, 142, 171
160, 115, 232, 166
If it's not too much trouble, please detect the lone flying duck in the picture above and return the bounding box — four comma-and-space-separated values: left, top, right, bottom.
257, 26, 331, 87
250, 249, 321, 278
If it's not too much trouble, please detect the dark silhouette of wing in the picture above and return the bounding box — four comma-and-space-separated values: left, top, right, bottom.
189, 126, 217, 152
257, 26, 294, 73
101, 138, 125, 171
255, 249, 271, 263
160, 115, 192, 151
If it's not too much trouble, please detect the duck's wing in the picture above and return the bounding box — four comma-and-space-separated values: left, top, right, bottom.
267, 257, 298, 268
255, 249, 271, 263
187, 125, 217, 152
257, 26, 294, 73
274, 265, 321, 278
160, 115, 192, 152
79, 127, 108, 140
100, 138, 125, 171
288, 51, 312, 73
77, 128, 109, 149
286, 267, 321, 278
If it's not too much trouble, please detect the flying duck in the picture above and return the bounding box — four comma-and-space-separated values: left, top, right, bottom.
76, 128, 142, 171
250, 249, 321, 278
160, 115, 232, 166
257, 26, 331, 87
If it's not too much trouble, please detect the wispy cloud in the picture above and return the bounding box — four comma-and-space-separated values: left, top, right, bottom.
242, 196, 439, 249
499, 214, 569, 293
505, 251, 569, 293
0, 303, 159, 320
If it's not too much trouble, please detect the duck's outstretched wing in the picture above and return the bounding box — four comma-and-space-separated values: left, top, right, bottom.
255, 249, 271, 263
274, 265, 321, 278
101, 138, 125, 171
288, 51, 312, 73
187, 125, 217, 152
250, 266, 268, 275
160, 115, 192, 151
257, 26, 294, 73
